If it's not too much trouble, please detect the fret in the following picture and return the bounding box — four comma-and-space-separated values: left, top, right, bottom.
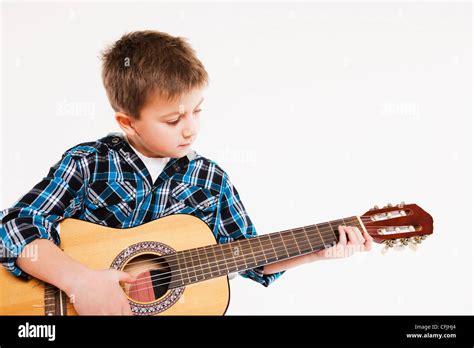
273, 232, 290, 259
194, 248, 207, 281
176, 251, 188, 286
313, 225, 328, 248
280, 230, 301, 257
291, 228, 313, 254
341, 216, 363, 241
352, 216, 364, 231
343, 216, 360, 231
327, 220, 340, 242
232, 240, 247, 270
303, 225, 322, 251
200, 245, 212, 280
176, 216, 364, 285
262, 234, 278, 263
224, 243, 239, 273
303, 226, 317, 251
182, 250, 196, 284
242, 238, 258, 267
186, 249, 199, 283
213, 243, 228, 277
198, 247, 211, 280
207, 245, 220, 278
251, 236, 267, 264
165, 252, 183, 287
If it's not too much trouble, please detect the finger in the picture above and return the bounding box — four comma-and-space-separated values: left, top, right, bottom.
121, 298, 133, 315
338, 225, 347, 245
361, 228, 373, 251
344, 226, 357, 245
122, 305, 133, 316
354, 227, 365, 244
117, 270, 137, 284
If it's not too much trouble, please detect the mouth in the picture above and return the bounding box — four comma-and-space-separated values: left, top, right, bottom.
178, 143, 191, 147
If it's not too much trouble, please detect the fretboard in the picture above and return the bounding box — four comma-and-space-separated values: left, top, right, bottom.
166, 216, 364, 288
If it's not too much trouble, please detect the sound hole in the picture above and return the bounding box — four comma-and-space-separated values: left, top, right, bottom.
122, 253, 171, 303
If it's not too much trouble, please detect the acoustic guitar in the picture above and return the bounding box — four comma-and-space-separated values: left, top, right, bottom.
0, 202, 433, 315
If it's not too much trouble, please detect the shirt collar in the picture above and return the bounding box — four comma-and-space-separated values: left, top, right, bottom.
100, 132, 197, 188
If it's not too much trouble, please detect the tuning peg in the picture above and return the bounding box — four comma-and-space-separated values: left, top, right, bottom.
397, 201, 405, 208
393, 238, 407, 251
373, 205, 379, 210
384, 240, 395, 248
387, 203, 393, 208
399, 238, 409, 246
411, 236, 422, 244
408, 240, 419, 252
421, 235, 427, 240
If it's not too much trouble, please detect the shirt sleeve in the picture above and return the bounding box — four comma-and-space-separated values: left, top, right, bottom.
213, 174, 285, 287
0, 152, 85, 279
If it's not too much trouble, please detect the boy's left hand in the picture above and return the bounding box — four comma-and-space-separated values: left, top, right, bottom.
310, 225, 373, 261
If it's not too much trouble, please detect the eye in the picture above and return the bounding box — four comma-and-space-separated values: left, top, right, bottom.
167, 118, 180, 125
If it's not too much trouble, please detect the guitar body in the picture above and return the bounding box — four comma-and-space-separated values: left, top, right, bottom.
0, 202, 433, 315
0, 214, 230, 315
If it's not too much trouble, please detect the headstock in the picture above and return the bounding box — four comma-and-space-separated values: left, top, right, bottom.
360, 202, 433, 253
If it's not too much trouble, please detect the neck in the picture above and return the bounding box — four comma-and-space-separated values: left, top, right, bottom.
166, 215, 363, 288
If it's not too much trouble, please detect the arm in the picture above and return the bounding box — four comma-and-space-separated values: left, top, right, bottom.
1, 151, 135, 314
17, 238, 135, 315
263, 225, 373, 274
16, 238, 89, 294
0, 152, 84, 278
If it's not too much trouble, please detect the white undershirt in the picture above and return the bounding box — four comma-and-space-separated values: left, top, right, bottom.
123, 134, 170, 184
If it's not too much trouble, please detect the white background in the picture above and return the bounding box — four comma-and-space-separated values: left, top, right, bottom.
1, 1, 472, 315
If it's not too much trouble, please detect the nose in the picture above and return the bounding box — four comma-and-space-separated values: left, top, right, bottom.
181, 113, 198, 139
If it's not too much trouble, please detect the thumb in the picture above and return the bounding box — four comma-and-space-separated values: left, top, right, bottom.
115, 270, 137, 284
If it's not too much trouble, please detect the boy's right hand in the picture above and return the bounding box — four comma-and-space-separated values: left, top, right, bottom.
65, 268, 137, 315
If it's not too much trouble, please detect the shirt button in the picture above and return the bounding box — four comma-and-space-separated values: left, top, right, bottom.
93, 199, 99, 205
112, 137, 120, 144
203, 201, 210, 208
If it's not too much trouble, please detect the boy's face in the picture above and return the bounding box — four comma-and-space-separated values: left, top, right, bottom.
116, 87, 204, 158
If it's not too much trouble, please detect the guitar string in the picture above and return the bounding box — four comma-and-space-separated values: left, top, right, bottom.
91, 216, 395, 276
42, 223, 393, 302
116, 219, 379, 278
43, 221, 412, 303
41, 224, 347, 303
41, 212, 412, 304
45, 217, 368, 293
43, 219, 409, 298
103, 216, 377, 271
43, 222, 417, 310
41, 225, 395, 312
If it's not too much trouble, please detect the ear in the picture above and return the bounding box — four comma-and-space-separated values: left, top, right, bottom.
115, 112, 137, 136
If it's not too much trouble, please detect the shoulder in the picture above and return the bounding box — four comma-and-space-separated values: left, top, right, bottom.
62, 133, 119, 159
186, 152, 232, 193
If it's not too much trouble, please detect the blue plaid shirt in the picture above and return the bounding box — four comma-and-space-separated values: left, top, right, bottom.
0, 133, 284, 286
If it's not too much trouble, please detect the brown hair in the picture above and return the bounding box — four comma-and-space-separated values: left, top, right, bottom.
101, 30, 208, 119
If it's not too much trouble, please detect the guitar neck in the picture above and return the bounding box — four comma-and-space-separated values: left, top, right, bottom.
168, 215, 364, 288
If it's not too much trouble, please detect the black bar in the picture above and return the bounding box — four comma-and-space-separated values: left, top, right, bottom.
0, 315, 472, 346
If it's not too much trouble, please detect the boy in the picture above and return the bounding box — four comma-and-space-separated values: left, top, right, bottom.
0, 30, 372, 315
